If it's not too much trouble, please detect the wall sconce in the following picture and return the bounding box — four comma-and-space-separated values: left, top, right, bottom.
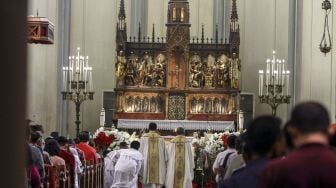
320, 0, 332, 54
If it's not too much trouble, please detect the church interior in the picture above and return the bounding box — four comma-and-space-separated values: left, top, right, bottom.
2, 0, 336, 187
25, 0, 336, 136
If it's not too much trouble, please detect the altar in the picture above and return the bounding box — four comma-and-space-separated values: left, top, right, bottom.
117, 119, 235, 131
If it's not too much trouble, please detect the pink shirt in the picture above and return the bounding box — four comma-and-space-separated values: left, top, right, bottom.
50, 156, 66, 166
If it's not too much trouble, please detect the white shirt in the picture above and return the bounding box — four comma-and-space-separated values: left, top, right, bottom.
212, 148, 237, 182
112, 149, 143, 188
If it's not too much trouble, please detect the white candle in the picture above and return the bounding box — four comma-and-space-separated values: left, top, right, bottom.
282, 60, 285, 85
259, 70, 264, 96
282, 70, 285, 95
276, 59, 280, 85
286, 71, 290, 95
88, 67, 93, 91
62, 67, 66, 91
266, 59, 270, 85
274, 70, 278, 85
266, 70, 269, 95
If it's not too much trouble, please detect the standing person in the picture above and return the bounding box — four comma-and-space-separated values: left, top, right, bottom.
76, 131, 98, 164
165, 127, 194, 188
139, 122, 168, 188
112, 141, 143, 188
258, 102, 336, 188
213, 135, 238, 183
219, 115, 282, 188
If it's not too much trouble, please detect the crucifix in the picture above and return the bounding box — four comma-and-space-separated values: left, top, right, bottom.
169, 65, 182, 89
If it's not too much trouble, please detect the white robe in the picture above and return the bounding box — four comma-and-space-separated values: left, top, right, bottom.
165, 138, 194, 188
69, 147, 83, 188
139, 132, 168, 186
104, 150, 122, 188
112, 149, 143, 188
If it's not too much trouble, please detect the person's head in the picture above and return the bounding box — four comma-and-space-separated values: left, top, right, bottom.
57, 136, 68, 147
176, 127, 185, 135
287, 101, 333, 147
283, 121, 294, 151
30, 131, 42, 144
44, 139, 61, 156
235, 133, 246, 154
246, 115, 282, 158
119, 141, 129, 149
227, 134, 237, 149
149, 122, 157, 131
130, 141, 140, 150
50, 131, 59, 140
79, 131, 90, 143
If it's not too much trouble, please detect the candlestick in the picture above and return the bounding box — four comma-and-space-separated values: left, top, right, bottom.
61, 47, 94, 137
259, 51, 290, 116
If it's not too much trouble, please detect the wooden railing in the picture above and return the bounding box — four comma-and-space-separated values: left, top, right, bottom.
43, 159, 104, 188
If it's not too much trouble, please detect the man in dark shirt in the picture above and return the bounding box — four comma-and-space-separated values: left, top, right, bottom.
258, 101, 336, 188
219, 115, 283, 188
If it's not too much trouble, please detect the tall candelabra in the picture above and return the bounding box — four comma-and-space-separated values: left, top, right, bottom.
62, 47, 94, 137
258, 51, 290, 116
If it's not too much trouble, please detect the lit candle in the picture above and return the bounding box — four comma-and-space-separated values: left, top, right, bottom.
278, 60, 282, 85
62, 66, 66, 91
282, 59, 285, 84
286, 71, 290, 95
88, 67, 93, 91
282, 70, 285, 95
266, 59, 270, 85
259, 70, 264, 96
274, 70, 278, 85
266, 70, 269, 95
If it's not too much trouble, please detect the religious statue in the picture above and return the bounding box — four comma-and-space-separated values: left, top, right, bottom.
125, 60, 136, 86
213, 56, 229, 88
229, 53, 241, 89
115, 53, 126, 86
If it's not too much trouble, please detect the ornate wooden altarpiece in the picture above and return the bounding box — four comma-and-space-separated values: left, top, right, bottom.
113, 0, 241, 124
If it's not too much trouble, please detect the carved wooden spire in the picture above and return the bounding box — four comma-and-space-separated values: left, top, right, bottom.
231, 0, 238, 21
118, 0, 126, 20
215, 24, 219, 43
138, 22, 141, 42
201, 24, 204, 43
152, 24, 155, 42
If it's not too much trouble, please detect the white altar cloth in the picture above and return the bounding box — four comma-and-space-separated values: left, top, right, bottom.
117, 119, 235, 131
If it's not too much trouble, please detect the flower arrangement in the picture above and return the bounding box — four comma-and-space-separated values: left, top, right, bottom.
93, 127, 139, 152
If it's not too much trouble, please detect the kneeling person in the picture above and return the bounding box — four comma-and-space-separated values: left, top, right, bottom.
112, 141, 143, 188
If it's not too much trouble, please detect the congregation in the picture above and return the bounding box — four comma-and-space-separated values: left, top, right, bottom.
26, 101, 336, 188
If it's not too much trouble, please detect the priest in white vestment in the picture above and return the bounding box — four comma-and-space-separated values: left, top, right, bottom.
104, 142, 129, 188
111, 141, 143, 188
139, 122, 168, 188
165, 127, 194, 188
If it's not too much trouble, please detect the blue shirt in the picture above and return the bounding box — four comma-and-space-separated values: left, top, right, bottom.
219, 158, 269, 188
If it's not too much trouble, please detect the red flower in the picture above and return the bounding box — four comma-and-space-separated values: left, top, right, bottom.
221, 134, 229, 149
94, 132, 115, 148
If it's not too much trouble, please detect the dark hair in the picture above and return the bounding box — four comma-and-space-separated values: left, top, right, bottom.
50, 131, 59, 139
284, 122, 294, 150
130, 141, 140, 150
79, 131, 90, 142
227, 135, 237, 148
235, 133, 246, 153
246, 115, 282, 156
30, 132, 42, 143
149, 122, 157, 131
44, 139, 61, 156
57, 136, 68, 146
176, 127, 185, 135
289, 101, 330, 134
120, 141, 129, 149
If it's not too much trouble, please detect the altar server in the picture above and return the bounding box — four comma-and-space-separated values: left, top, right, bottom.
112, 141, 143, 188
165, 127, 194, 188
139, 122, 168, 188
